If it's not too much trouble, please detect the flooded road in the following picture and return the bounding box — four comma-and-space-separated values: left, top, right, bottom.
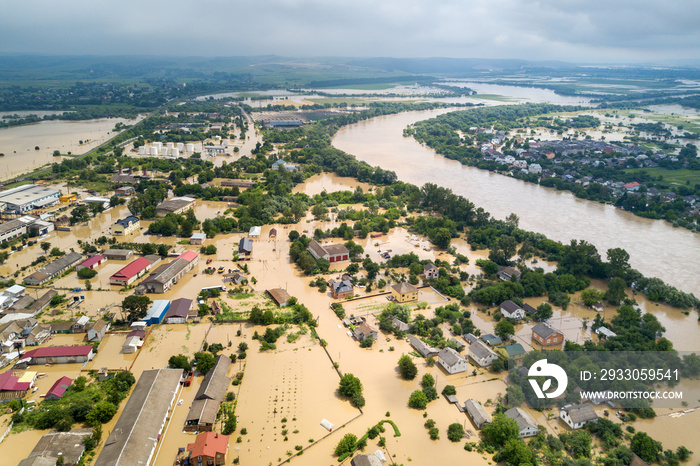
332, 109, 700, 297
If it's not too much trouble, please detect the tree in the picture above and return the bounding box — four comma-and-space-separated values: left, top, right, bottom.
447, 423, 465, 442
606, 277, 627, 305
431, 228, 452, 249
194, 352, 216, 375
421, 373, 435, 388
74, 376, 87, 391
338, 374, 363, 399
363, 258, 380, 283
334, 433, 357, 456
630, 432, 662, 463
121, 295, 152, 321
168, 354, 192, 372
506, 385, 525, 407
40, 241, 51, 253
360, 336, 373, 348
77, 267, 97, 279
50, 247, 64, 257
441, 385, 456, 396
408, 390, 428, 409
87, 401, 117, 425
398, 355, 418, 380
607, 248, 630, 279
499, 438, 535, 465
238, 342, 248, 352
494, 319, 515, 340
482, 413, 520, 446
534, 302, 553, 321
581, 288, 604, 307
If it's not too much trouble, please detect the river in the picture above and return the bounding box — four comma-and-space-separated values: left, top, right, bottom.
332, 108, 700, 297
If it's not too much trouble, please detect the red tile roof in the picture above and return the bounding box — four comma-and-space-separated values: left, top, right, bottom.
110, 257, 151, 280
0, 371, 30, 392
187, 432, 228, 459
47, 376, 72, 398
178, 250, 199, 263
23, 345, 93, 359
78, 255, 105, 269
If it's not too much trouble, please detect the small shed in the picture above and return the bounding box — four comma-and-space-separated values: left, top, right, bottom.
190, 233, 206, 245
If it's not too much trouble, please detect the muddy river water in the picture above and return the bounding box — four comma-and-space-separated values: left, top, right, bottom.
332, 108, 700, 297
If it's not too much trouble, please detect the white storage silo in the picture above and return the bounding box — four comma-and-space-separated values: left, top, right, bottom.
139, 146, 147, 155
153, 142, 163, 150
176, 143, 184, 151
166, 142, 174, 149
171, 148, 179, 158
186, 143, 195, 152
150, 147, 159, 156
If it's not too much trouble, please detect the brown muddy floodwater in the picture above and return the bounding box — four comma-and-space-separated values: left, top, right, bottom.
332, 109, 700, 297
0, 117, 141, 181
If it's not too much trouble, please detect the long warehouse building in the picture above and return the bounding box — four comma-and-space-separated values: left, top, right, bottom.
94, 368, 182, 466
0, 184, 60, 214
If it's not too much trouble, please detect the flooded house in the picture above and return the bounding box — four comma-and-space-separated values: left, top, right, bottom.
498, 343, 526, 360
267, 288, 292, 307
560, 404, 598, 429
464, 399, 491, 429
389, 315, 411, 333
353, 322, 378, 342
497, 266, 522, 282
308, 240, 349, 263
500, 300, 525, 320
86, 319, 110, 342
505, 407, 539, 438
185, 432, 229, 465
122, 330, 145, 354
391, 282, 418, 303
531, 322, 564, 347
23, 251, 82, 286
468, 340, 499, 367
185, 355, 231, 432
111, 215, 140, 236
437, 347, 469, 374
330, 279, 353, 299
190, 232, 206, 245
408, 335, 439, 358
423, 262, 439, 279
95, 369, 182, 466
45, 376, 72, 400
238, 237, 253, 259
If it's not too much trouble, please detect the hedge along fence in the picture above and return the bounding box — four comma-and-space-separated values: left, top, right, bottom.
337, 419, 401, 463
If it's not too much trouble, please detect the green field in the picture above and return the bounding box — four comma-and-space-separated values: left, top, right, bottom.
625, 167, 700, 186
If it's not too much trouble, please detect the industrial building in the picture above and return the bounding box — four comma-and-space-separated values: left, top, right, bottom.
23, 252, 83, 286
139, 251, 198, 293
185, 355, 231, 432
95, 369, 182, 466
21, 345, 94, 365
163, 298, 192, 324
109, 256, 159, 286
19, 428, 92, 466
142, 300, 170, 325
102, 249, 134, 261
0, 215, 55, 244
155, 196, 196, 216
0, 184, 60, 214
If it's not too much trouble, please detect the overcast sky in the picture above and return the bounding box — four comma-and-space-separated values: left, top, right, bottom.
2, 0, 699, 63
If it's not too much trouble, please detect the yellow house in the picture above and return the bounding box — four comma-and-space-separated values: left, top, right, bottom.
391, 282, 418, 303
60, 194, 78, 204
111, 216, 140, 236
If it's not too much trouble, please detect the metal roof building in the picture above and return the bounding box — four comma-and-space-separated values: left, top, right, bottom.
142, 300, 170, 325
95, 369, 182, 466
0, 184, 60, 214
185, 355, 231, 432
464, 399, 491, 429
